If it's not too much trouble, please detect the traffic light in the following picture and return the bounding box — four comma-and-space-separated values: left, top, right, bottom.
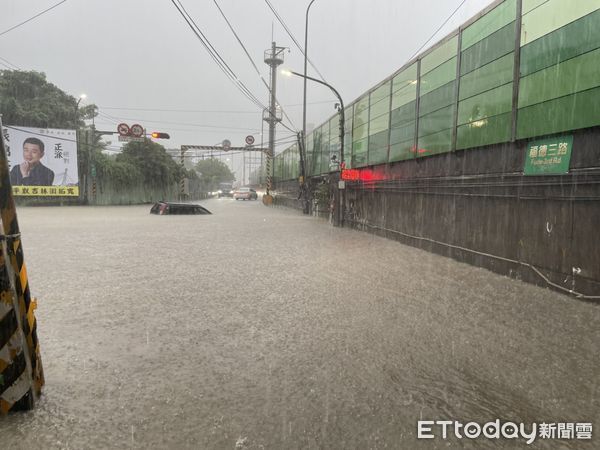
151, 132, 170, 139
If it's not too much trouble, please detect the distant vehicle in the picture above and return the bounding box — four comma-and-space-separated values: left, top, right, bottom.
217, 182, 234, 198
233, 187, 258, 201
150, 201, 211, 215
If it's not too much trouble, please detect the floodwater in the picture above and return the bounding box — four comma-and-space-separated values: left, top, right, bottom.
1, 199, 598, 449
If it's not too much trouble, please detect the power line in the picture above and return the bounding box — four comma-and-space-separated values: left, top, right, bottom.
170, 0, 267, 112
407, 0, 468, 61
96, 110, 261, 132
95, 111, 298, 141
0, 0, 68, 38
212, 0, 298, 133
212, 0, 269, 91
0, 56, 20, 70
96, 100, 337, 114
263, 0, 327, 82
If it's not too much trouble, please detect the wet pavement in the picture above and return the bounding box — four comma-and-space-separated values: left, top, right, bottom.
1, 198, 599, 449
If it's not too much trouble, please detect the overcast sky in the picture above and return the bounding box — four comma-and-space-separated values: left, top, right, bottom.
1, 0, 496, 181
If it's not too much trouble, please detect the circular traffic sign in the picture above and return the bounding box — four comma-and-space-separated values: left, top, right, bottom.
245, 135, 255, 145
130, 123, 144, 138
117, 123, 130, 136
222, 139, 231, 150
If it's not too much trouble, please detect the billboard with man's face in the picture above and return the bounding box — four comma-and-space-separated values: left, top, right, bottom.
2, 126, 79, 196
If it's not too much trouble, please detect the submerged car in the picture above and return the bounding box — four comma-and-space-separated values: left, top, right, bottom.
150, 201, 211, 215
233, 187, 258, 200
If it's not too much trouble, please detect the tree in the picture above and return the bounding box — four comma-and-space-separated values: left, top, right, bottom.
0, 70, 97, 128
195, 158, 235, 192
117, 140, 183, 188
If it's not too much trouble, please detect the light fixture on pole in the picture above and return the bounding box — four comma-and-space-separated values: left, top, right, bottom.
282, 69, 344, 168
76, 93, 87, 108
282, 68, 345, 226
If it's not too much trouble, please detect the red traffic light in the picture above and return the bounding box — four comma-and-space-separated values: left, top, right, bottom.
151, 132, 170, 139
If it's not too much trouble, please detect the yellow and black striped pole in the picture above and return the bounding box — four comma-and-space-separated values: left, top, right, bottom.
0, 117, 44, 413
180, 146, 187, 201
262, 149, 274, 205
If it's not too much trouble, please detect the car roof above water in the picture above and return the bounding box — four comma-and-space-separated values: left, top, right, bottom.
150, 201, 212, 215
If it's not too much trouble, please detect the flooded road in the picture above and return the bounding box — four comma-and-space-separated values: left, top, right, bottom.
1, 199, 599, 449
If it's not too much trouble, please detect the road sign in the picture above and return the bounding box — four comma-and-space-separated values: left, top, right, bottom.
245, 135, 255, 145
524, 135, 573, 175
117, 123, 130, 136
130, 123, 144, 138
118, 135, 145, 142
222, 139, 231, 150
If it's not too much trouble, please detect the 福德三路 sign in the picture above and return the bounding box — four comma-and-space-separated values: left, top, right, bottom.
524, 135, 573, 175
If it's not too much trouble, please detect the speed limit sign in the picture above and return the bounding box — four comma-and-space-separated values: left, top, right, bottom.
130, 124, 144, 138
245, 135, 255, 145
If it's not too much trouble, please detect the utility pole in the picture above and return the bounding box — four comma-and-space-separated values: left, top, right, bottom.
263, 42, 285, 199
242, 151, 246, 186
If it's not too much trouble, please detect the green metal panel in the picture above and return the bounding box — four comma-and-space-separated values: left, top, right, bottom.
306, 133, 314, 176
311, 129, 322, 175
343, 132, 352, 168
353, 96, 369, 125
520, 10, 600, 76
320, 135, 330, 174
458, 83, 513, 125
369, 96, 390, 120
420, 57, 457, 95
352, 138, 368, 167
316, 126, 326, 175
390, 121, 415, 145
418, 105, 455, 137
462, 0, 516, 50
459, 53, 514, 100
392, 63, 418, 91
274, 154, 282, 180
421, 35, 458, 74
369, 112, 390, 136
522, 0, 546, 15
368, 131, 390, 165
389, 140, 415, 162
521, 0, 600, 46
456, 112, 511, 149
329, 116, 340, 144
417, 128, 453, 156
390, 101, 417, 126
392, 83, 418, 109
370, 80, 391, 103
461, 22, 515, 75
517, 85, 600, 138
519, 48, 600, 108
293, 147, 300, 179
419, 81, 456, 116
353, 123, 368, 141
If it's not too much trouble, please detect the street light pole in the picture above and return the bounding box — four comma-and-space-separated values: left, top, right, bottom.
302, 0, 318, 153
285, 70, 344, 171
283, 69, 345, 226
301, 0, 317, 215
